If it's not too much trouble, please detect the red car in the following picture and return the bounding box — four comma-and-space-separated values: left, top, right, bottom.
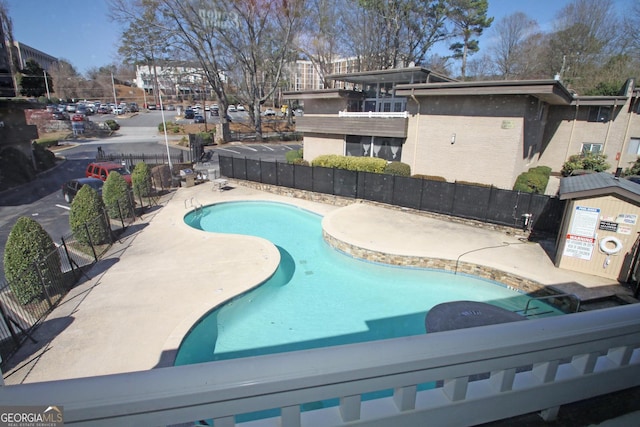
71, 113, 85, 121
85, 162, 132, 184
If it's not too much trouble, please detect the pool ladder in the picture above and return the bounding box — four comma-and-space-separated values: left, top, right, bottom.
184, 197, 203, 212
514, 293, 581, 317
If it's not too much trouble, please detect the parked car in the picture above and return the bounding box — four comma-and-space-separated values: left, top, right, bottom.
194, 115, 205, 123
52, 111, 68, 120
262, 108, 276, 116
236, 105, 245, 111
184, 108, 195, 119
147, 103, 156, 110
85, 161, 132, 184
61, 177, 104, 203
97, 106, 110, 114
227, 105, 236, 112
128, 103, 139, 112
71, 113, 85, 121
66, 104, 77, 113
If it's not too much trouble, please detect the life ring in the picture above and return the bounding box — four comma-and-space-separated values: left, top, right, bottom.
599, 236, 623, 255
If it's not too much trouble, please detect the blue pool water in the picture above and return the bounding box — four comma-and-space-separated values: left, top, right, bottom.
177, 201, 558, 367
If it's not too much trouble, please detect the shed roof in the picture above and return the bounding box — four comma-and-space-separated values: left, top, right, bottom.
558, 172, 640, 204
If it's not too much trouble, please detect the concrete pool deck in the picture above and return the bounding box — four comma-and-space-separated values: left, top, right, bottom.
2, 180, 637, 387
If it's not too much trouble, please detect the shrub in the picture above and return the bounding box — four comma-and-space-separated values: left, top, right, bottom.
197, 131, 215, 145
69, 184, 110, 246
513, 166, 552, 194
32, 141, 56, 171
384, 161, 411, 176
158, 121, 183, 134
132, 162, 152, 198
285, 148, 303, 164
4, 217, 61, 305
311, 155, 387, 173
412, 174, 447, 181
102, 171, 132, 219
0, 146, 35, 190
104, 119, 120, 131
624, 157, 640, 176
561, 153, 610, 177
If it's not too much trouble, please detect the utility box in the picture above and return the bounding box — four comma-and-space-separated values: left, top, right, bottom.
556, 173, 640, 281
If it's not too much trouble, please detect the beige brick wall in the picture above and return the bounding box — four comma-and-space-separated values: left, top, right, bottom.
303, 133, 344, 162
304, 98, 347, 114
403, 96, 538, 188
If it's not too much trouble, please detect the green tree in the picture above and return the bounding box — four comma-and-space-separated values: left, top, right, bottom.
4, 217, 61, 305
17, 59, 52, 97
445, 0, 493, 79
69, 185, 110, 246
132, 162, 152, 198
102, 171, 132, 220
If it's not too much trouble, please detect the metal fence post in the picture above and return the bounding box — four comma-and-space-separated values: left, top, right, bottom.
83, 222, 98, 262
34, 262, 53, 309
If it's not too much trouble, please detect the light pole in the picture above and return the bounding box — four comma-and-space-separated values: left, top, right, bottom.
159, 92, 173, 172
43, 70, 50, 101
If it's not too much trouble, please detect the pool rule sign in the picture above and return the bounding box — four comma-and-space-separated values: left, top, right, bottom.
564, 206, 600, 260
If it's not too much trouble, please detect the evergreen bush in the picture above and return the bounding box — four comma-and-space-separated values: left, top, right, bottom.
384, 161, 411, 176
69, 184, 110, 246
102, 171, 132, 219
513, 166, 552, 194
561, 153, 610, 176
285, 148, 303, 164
104, 119, 120, 130
4, 217, 61, 305
132, 162, 152, 198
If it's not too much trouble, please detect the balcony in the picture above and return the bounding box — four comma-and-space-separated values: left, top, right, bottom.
295, 111, 408, 138
1, 304, 639, 426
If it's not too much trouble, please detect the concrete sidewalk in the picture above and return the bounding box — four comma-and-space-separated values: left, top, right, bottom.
2, 181, 636, 386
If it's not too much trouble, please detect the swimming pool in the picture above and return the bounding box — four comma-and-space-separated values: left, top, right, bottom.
178, 201, 560, 367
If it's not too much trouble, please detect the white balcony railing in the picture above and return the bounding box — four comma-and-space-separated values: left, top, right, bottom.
338, 111, 408, 118
1, 304, 639, 426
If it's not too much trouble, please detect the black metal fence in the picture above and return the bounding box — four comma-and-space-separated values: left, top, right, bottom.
96, 151, 190, 170
0, 198, 138, 367
219, 156, 565, 234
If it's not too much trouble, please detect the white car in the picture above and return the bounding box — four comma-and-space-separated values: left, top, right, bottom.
236, 105, 245, 111
228, 105, 237, 112
262, 108, 275, 116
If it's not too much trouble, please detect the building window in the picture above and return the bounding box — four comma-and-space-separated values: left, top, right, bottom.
581, 143, 603, 154
588, 106, 611, 122
627, 138, 640, 155
345, 136, 404, 160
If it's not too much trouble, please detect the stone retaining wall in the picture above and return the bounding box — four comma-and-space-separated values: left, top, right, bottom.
235, 180, 557, 296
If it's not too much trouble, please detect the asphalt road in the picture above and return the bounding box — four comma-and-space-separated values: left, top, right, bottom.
0, 111, 301, 282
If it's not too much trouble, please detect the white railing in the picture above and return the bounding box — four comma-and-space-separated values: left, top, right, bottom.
1, 304, 640, 426
338, 111, 409, 118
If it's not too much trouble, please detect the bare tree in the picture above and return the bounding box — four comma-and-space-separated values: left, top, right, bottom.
340, 0, 449, 71
547, 0, 618, 91
0, 0, 18, 96
296, 0, 348, 89
489, 12, 539, 79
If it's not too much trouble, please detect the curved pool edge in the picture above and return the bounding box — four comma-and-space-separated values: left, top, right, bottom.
321, 203, 550, 296
159, 223, 282, 368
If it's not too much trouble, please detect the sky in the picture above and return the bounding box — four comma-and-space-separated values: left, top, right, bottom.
5, 0, 636, 76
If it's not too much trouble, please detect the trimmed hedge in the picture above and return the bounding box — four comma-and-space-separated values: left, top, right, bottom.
561, 153, 609, 177
69, 184, 110, 246
513, 166, 552, 194
285, 148, 303, 164
384, 161, 411, 176
102, 171, 132, 219
311, 155, 387, 173
132, 162, 152, 198
4, 217, 61, 304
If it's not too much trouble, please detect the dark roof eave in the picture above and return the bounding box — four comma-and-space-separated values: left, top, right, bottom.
559, 173, 640, 205
327, 67, 456, 85
282, 89, 364, 100
571, 96, 629, 106
396, 79, 575, 105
